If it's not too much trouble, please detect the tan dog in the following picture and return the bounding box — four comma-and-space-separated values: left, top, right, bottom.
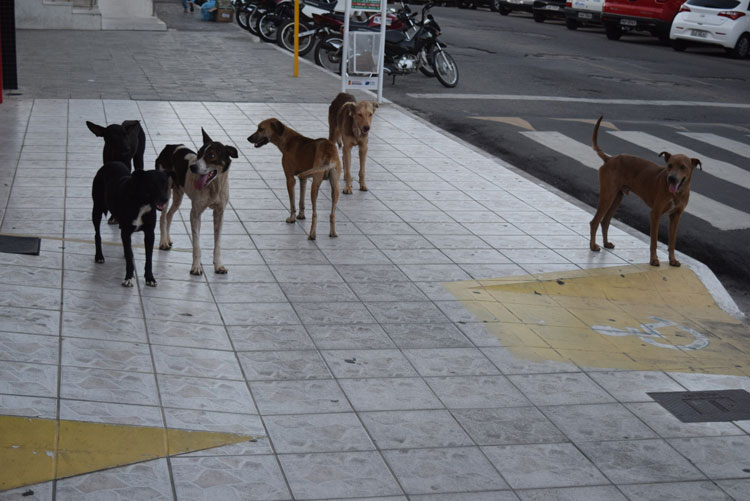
590, 116, 701, 267
328, 92, 378, 194
247, 119, 341, 240
156, 130, 238, 275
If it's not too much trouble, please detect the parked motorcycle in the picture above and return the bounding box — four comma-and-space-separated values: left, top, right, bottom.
315, 2, 458, 87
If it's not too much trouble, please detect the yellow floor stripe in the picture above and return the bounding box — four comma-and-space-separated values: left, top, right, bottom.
444, 265, 749, 376
0, 416, 258, 492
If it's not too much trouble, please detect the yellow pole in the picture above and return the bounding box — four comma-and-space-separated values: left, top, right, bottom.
294, 0, 299, 77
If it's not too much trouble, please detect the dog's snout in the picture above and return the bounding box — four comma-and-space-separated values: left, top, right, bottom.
363, 126, 370, 133
190, 164, 199, 173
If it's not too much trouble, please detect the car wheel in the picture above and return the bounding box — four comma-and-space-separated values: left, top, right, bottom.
605, 23, 622, 40
671, 38, 687, 52
533, 11, 545, 22
727, 33, 750, 59
498, 5, 511, 14
565, 18, 578, 30
491, 0, 501, 11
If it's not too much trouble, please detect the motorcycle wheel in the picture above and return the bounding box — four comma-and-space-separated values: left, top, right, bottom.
418, 49, 435, 78
277, 20, 315, 56
257, 12, 278, 43
431, 47, 459, 88
236, 7, 250, 30
315, 36, 342, 74
247, 6, 262, 36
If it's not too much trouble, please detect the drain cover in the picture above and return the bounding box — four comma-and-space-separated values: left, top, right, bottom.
648, 390, 750, 423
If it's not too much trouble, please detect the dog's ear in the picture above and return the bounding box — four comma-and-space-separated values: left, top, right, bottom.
371, 101, 379, 111
123, 120, 141, 133
202, 128, 213, 145
86, 121, 106, 137
658, 151, 671, 162
271, 119, 285, 136
692, 158, 702, 170
226, 146, 239, 159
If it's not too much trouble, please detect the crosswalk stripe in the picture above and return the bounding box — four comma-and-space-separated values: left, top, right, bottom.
608, 131, 750, 190
678, 133, 750, 159
521, 131, 750, 231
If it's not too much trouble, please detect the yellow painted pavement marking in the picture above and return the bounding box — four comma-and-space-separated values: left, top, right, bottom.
444, 264, 749, 376
468, 117, 536, 131
0, 416, 259, 492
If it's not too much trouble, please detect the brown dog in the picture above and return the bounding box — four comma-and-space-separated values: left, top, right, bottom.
590, 116, 701, 267
247, 119, 341, 240
328, 92, 378, 194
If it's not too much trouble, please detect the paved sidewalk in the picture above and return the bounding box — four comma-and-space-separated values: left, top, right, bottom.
1, 12, 749, 501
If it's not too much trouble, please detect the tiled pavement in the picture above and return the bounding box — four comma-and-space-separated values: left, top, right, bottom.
1, 97, 748, 500
2, 11, 749, 501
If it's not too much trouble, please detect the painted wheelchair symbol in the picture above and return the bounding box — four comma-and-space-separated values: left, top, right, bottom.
591, 316, 709, 351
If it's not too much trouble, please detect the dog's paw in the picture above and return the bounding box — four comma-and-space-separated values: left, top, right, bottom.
296, 213, 306, 220
121, 278, 134, 287
158, 242, 173, 251
604, 242, 615, 249
359, 185, 368, 192
95, 256, 105, 264
190, 264, 204, 276
590, 244, 601, 252
329, 230, 338, 238
215, 266, 228, 274
285, 215, 297, 224
343, 186, 353, 195
308, 233, 316, 241
669, 259, 681, 267
145, 279, 157, 287
650, 258, 661, 267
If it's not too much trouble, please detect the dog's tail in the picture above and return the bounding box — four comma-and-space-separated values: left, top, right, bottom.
298, 163, 336, 180
592, 116, 609, 162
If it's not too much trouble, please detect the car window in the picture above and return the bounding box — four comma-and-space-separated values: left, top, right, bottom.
686, 0, 740, 7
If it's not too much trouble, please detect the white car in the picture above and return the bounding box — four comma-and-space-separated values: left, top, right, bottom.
670, 0, 750, 58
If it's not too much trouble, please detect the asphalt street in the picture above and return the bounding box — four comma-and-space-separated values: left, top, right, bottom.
363, 6, 750, 314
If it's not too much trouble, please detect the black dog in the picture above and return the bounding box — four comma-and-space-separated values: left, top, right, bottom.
86, 120, 146, 171
92, 162, 171, 287
87, 120, 147, 225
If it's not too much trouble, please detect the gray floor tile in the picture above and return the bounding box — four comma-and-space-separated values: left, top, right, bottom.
322, 349, 417, 378
383, 323, 472, 349
483, 443, 608, 489
172, 455, 291, 500
365, 301, 450, 324
61, 366, 159, 405
265, 413, 375, 453
279, 452, 402, 499
227, 324, 315, 351
404, 348, 499, 377
507, 373, 615, 406
151, 345, 243, 380
618, 481, 733, 501
340, 378, 444, 411
625, 402, 745, 439
452, 407, 567, 446
539, 403, 656, 442
294, 301, 376, 325
576, 439, 706, 484
426, 375, 530, 409
55, 458, 172, 501
360, 410, 473, 449
238, 350, 331, 381
61, 337, 152, 373
717, 479, 750, 501
306, 324, 395, 349
158, 374, 256, 414
587, 370, 686, 402
383, 447, 510, 494
668, 436, 750, 480
251, 379, 352, 415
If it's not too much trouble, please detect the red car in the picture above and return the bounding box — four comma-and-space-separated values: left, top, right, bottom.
602, 0, 686, 41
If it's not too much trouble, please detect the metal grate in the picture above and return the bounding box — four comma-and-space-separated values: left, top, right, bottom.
648, 390, 750, 423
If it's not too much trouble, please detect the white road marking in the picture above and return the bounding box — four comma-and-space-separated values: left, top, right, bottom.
521, 131, 750, 231
406, 94, 750, 109
678, 133, 750, 159
609, 131, 750, 191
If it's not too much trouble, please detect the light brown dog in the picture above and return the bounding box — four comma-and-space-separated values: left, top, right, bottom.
328, 92, 378, 194
247, 118, 341, 240
590, 116, 701, 267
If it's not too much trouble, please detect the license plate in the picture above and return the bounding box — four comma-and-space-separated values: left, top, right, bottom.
578, 12, 592, 18
691, 29, 708, 38
620, 18, 637, 26
546, 4, 560, 10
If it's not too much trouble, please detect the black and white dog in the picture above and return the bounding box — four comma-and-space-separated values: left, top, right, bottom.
156, 129, 238, 276
92, 162, 171, 287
